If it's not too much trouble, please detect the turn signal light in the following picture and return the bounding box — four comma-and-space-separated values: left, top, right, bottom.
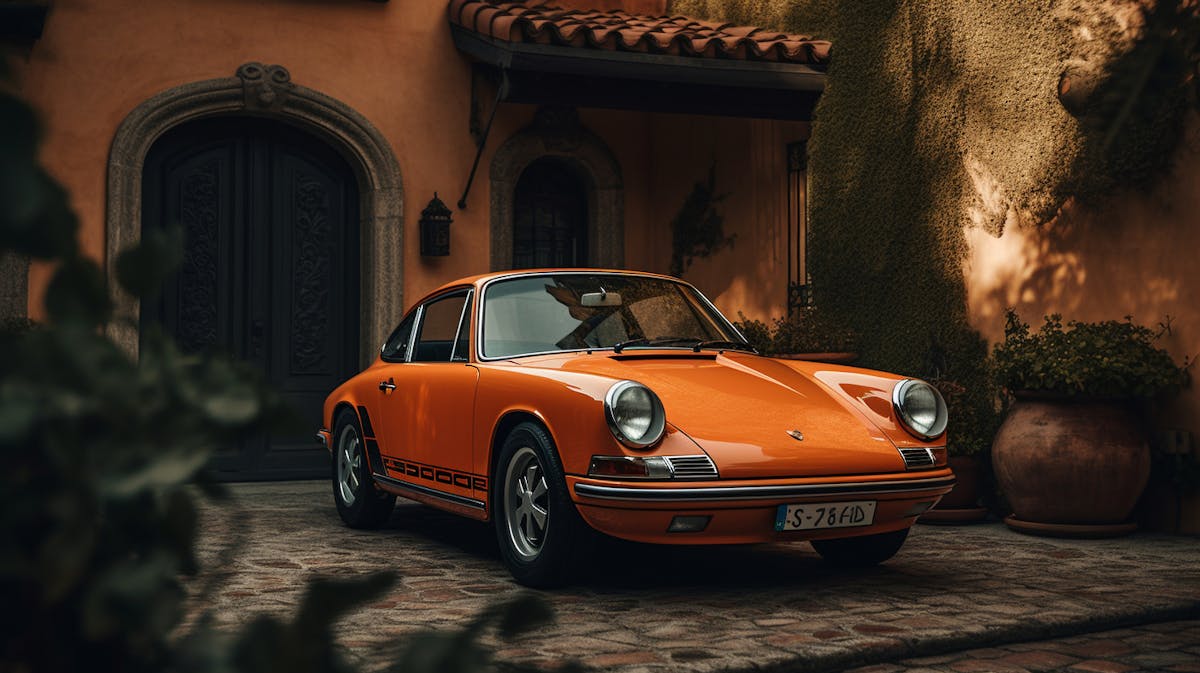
930, 447, 948, 467
588, 455, 673, 479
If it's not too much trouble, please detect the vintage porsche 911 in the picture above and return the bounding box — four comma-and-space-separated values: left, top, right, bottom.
317, 270, 955, 587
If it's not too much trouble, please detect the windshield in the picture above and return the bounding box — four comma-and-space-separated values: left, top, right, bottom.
481, 273, 744, 359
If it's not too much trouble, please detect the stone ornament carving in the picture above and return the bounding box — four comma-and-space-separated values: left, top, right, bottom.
106, 62, 404, 365
237, 62, 294, 111
531, 106, 582, 152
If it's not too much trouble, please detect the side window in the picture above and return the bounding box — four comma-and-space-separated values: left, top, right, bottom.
381, 312, 416, 362
412, 293, 468, 363
450, 292, 473, 362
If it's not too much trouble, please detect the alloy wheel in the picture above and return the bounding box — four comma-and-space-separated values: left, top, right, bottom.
336, 425, 362, 506
503, 446, 550, 560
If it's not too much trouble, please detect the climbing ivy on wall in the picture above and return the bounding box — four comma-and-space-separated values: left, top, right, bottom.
672, 0, 1199, 452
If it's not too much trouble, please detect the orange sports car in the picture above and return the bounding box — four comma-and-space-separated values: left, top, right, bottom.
317, 270, 954, 587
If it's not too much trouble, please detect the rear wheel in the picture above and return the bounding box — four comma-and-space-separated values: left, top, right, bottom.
331, 409, 395, 529
811, 527, 909, 566
494, 422, 593, 588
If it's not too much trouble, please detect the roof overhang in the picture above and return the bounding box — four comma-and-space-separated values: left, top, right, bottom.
451, 24, 825, 121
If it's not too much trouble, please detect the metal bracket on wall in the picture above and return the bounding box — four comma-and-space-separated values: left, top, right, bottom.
458, 67, 509, 210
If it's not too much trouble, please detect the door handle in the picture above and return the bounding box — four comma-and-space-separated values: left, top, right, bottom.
378, 378, 396, 392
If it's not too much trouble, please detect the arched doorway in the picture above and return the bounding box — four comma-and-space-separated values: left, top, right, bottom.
489, 106, 623, 271
141, 116, 359, 480
513, 157, 588, 268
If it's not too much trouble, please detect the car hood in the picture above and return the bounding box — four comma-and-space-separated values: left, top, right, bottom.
519, 351, 907, 478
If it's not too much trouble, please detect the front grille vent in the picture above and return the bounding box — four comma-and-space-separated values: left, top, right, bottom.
899, 447, 935, 470
665, 455, 719, 480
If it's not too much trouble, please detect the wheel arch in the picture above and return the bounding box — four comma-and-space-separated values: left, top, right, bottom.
331, 401, 359, 432
488, 409, 559, 497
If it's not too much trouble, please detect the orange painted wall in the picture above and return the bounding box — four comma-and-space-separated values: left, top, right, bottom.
11, 0, 806, 336
644, 114, 810, 321
964, 136, 1200, 531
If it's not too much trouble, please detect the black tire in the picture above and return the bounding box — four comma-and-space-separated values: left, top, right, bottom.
331, 408, 395, 529
493, 422, 594, 588
811, 527, 910, 567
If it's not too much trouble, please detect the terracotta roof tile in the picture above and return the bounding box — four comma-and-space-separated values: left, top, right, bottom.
448, 0, 829, 66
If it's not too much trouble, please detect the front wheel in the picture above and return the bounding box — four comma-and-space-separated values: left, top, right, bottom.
331, 409, 395, 529
494, 422, 593, 588
810, 527, 909, 566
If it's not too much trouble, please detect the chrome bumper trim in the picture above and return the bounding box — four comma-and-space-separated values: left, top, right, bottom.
573, 475, 956, 502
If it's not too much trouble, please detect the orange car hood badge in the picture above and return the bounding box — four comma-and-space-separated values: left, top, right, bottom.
787, 430, 805, 441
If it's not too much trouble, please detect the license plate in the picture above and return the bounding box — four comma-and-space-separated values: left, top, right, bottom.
774, 501, 877, 531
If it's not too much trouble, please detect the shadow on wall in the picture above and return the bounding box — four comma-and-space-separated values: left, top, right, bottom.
965, 120, 1200, 383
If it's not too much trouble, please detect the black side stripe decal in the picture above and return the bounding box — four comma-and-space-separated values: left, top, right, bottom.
377, 456, 489, 492
374, 474, 486, 510
364, 439, 386, 477
356, 406, 375, 438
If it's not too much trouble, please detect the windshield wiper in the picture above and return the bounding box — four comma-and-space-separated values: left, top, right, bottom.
612, 336, 699, 353
612, 337, 649, 353
692, 340, 757, 353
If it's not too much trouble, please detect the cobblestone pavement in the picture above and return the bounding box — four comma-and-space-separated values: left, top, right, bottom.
189, 481, 1200, 673
845, 620, 1200, 673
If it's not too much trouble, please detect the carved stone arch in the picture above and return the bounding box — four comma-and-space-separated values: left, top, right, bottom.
489, 107, 623, 271
106, 62, 403, 363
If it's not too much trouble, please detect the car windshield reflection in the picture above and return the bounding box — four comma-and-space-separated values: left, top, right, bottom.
481, 273, 746, 359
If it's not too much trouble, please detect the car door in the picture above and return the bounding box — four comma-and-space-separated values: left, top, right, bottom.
373, 289, 481, 506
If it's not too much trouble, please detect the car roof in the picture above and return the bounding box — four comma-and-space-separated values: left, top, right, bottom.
415, 268, 687, 306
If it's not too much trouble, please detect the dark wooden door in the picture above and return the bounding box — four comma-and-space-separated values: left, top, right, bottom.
142, 116, 360, 481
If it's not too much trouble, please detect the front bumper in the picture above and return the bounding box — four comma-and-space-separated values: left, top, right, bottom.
574, 474, 955, 502
568, 469, 955, 544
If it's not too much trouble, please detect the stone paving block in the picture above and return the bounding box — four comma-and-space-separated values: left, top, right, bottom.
1068, 660, 1138, 673
902, 654, 961, 666
998, 650, 1081, 671
1128, 651, 1200, 667
584, 651, 666, 667
1046, 639, 1137, 658
948, 657, 1028, 672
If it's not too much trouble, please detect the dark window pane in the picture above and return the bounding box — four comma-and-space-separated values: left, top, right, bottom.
381, 312, 415, 362
413, 293, 467, 362
451, 293, 473, 362
513, 158, 587, 269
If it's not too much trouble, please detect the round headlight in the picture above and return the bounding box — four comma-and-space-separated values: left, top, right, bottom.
892, 379, 948, 440
604, 380, 666, 449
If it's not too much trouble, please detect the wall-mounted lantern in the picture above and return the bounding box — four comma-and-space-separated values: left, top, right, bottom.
419, 193, 453, 257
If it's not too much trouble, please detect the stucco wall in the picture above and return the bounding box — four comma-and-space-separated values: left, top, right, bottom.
12, 0, 802, 334
965, 132, 1200, 441
646, 114, 809, 320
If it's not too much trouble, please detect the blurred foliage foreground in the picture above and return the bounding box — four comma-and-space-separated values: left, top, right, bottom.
0, 80, 560, 672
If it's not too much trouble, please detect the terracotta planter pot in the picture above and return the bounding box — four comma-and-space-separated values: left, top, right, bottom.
773, 352, 858, 365
992, 395, 1150, 536
919, 454, 988, 524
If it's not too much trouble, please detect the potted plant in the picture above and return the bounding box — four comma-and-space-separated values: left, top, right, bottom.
990, 310, 1189, 537
919, 377, 997, 524
733, 307, 859, 364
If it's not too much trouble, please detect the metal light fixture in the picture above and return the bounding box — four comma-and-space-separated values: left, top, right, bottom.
419, 193, 453, 257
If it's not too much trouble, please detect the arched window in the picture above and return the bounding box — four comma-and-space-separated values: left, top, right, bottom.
512, 158, 588, 269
